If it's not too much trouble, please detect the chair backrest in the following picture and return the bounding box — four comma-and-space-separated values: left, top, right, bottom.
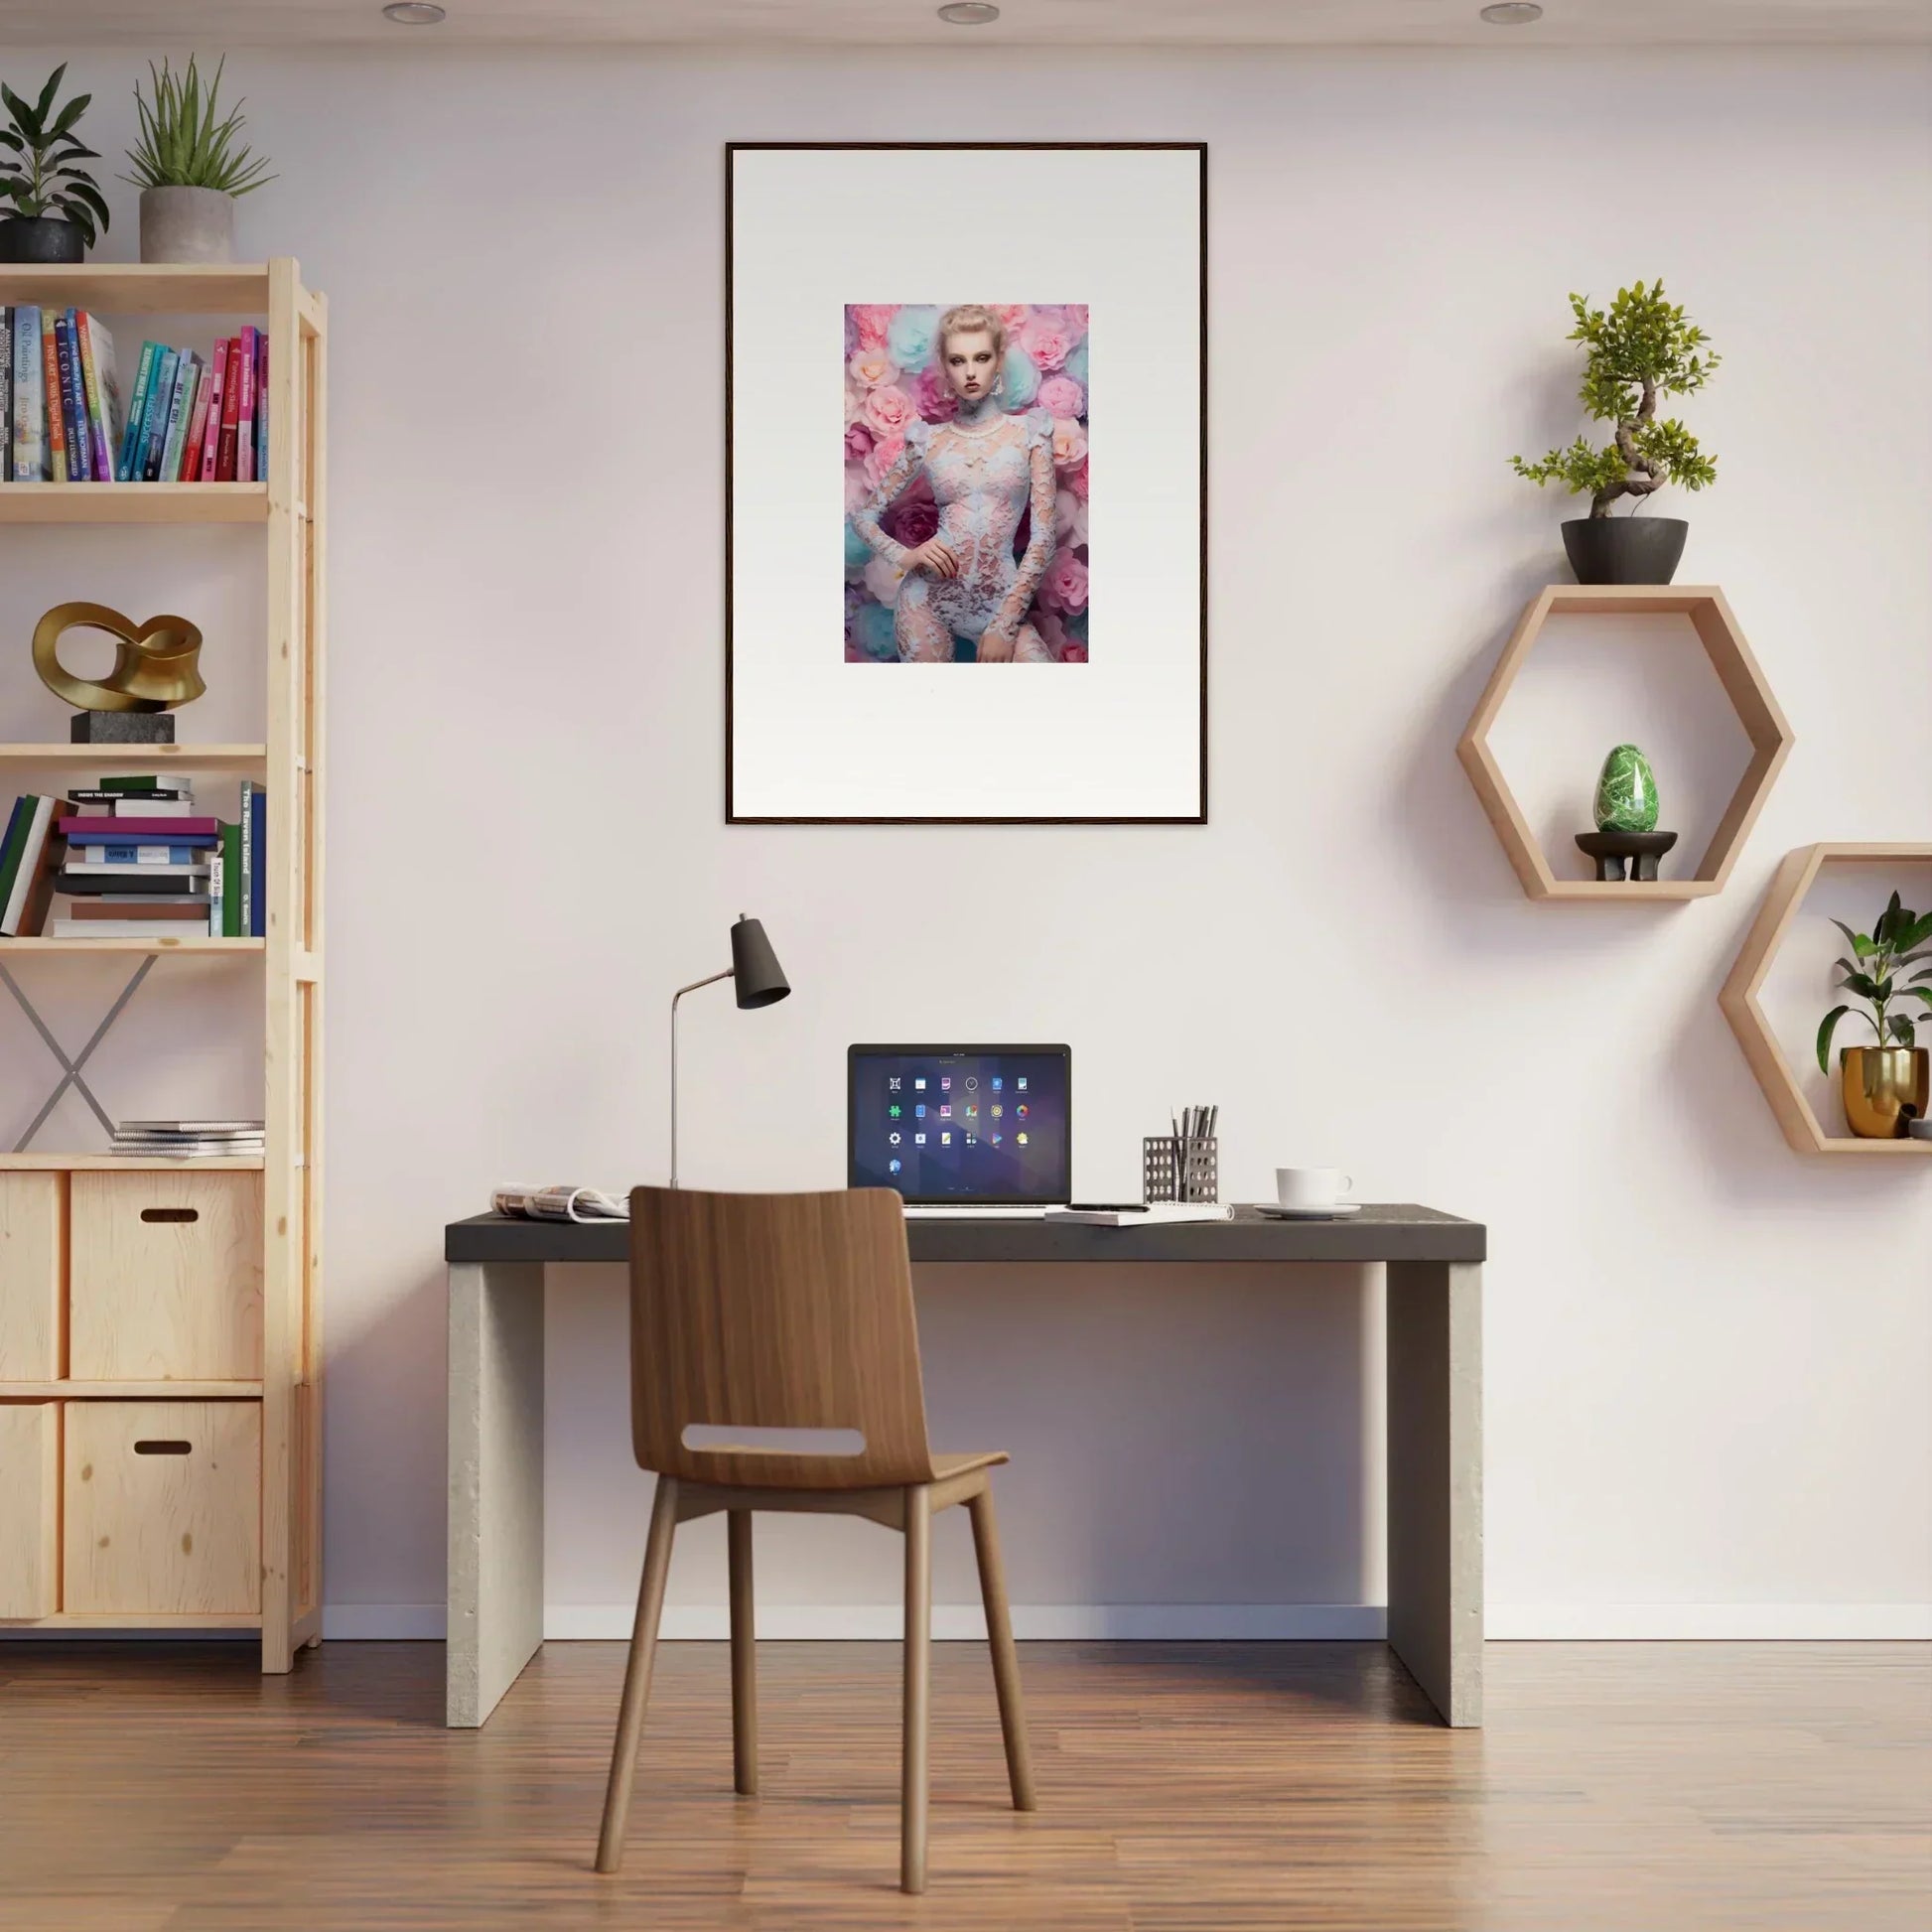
626, 1185, 938, 1490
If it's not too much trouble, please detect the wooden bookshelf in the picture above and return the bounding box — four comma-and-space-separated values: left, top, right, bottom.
0, 260, 326, 1672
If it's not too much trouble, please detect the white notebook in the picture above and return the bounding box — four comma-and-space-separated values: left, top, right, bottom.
1042, 1204, 1231, 1227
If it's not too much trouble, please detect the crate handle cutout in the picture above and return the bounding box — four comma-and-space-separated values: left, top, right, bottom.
681, 1425, 865, 1456
133, 1440, 193, 1455
140, 1207, 200, 1224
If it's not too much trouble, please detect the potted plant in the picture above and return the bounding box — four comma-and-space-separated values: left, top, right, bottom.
1816, 893, 1932, 1139
123, 57, 273, 265
1512, 281, 1719, 586
0, 66, 109, 264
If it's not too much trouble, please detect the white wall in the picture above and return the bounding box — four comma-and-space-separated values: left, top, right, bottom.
3, 44, 1928, 1640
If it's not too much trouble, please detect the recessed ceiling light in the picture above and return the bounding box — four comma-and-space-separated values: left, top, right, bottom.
382, 2, 447, 22
1479, 1, 1543, 21
938, 2, 1001, 23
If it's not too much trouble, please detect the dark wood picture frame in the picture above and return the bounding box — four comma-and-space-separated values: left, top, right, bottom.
725, 140, 1208, 826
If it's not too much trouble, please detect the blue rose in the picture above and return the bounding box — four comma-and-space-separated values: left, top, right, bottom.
1001, 346, 1039, 410
1063, 339, 1088, 388
853, 602, 898, 661
844, 521, 872, 573
888, 305, 940, 370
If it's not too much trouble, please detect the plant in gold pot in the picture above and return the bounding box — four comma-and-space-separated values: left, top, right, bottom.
1816, 893, 1932, 1139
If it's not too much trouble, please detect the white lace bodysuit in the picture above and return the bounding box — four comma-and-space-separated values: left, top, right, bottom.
853, 405, 1059, 663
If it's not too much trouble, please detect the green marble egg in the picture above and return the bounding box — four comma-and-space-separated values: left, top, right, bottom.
1593, 744, 1660, 833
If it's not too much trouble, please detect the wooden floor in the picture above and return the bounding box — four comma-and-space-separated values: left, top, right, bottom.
0, 1640, 1925, 1930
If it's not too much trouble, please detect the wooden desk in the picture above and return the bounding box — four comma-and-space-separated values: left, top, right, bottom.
444, 1204, 1484, 1729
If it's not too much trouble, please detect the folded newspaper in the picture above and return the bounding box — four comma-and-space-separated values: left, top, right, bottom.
491, 1184, 630, 1224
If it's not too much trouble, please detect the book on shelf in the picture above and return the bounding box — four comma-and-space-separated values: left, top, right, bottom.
0, 309, 266, 486
112, 1120, 265, 1161
0, 794, 61, 936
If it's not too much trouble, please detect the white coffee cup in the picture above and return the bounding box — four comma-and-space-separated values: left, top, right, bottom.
1276, 1167, 1353, 1210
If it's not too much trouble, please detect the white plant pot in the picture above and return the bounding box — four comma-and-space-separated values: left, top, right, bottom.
139, 186, 236, 265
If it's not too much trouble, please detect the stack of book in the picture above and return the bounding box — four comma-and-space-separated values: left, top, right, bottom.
111, 1119, 265, 1161
0, 775, 266, 938
2, 308, 267, 484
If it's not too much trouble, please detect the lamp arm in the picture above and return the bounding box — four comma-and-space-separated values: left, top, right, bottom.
668, 968, 735, 1188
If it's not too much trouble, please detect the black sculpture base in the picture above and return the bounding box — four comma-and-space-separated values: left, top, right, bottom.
70, 711, 175, 745
1576, 829, 1679, 882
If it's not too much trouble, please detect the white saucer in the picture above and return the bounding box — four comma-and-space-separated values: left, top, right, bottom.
1252, 1201, 1361, 1219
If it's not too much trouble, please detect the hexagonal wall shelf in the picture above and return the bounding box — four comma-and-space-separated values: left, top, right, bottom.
1457, 585, 1795, 900
1720, 842, 1932, 1160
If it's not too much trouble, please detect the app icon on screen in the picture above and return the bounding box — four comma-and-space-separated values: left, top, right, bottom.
965, 1134, 977, 1146
991, 1076, 1003, 1092
940, 1076, 951, 1091
914, 1077, 926, 1090
940, 1132, 951, 1146
915, 1104, 926, 1119
991, 1104, 1003, 1120
939, 1105, 951, 1118
914, 1134, 926, 1145
1016, 1104, 1028, 1120
1017, 1076, 1028, 1091
890, 1132, 901, 1145
889, 1158, 901, 1173
989, 1132, 1003, 1146
964, 1105, 977, 1119
890, 1104, 901, 1118
889, 1077, 901, 1091
1017, 1132, 1029, 1146
965, 1076, 978, 1091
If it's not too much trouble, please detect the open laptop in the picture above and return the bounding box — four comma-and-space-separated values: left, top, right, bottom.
848, 1044, 1071, 1216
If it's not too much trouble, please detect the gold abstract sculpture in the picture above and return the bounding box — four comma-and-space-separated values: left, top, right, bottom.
33, 602, 206, 713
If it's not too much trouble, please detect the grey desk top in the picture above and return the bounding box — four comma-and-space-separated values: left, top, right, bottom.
446, 1203, 1484, 1267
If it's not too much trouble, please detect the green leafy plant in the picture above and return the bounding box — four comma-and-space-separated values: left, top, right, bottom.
1512, 281, 1719, 518
0, 65, 110, 245
1816, 893, 1932, 1072
123, 57, 274, 198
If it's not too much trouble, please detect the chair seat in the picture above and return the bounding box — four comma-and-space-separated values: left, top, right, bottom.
931, 1450, 1008, 1481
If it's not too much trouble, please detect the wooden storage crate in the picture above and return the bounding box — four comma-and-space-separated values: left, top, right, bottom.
64, 1401, 261, 1615
0, 1173, 64, 1380
69, 1172, 263, 1382
0, 1402, 60, 1617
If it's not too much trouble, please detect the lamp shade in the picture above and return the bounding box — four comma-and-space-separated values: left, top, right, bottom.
729, 915, 790, 1009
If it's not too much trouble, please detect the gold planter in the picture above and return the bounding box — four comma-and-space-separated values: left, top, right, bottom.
1840, 1045, 1930, 1139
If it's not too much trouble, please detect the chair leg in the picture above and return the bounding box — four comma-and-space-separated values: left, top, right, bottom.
728, 1508, 758, 1796
900, 1483, 932, 1895
595, 1474, 679, 1874
968, 1484, 1037, 1812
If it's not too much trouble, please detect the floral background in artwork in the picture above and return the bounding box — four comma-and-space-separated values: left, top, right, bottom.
843, 303, 1091, 663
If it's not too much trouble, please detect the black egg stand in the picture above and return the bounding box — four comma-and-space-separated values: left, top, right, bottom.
1575, 829, 1680, 883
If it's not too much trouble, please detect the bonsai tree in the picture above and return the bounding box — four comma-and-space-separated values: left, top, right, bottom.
1512, 281, 1718, 518
1817, 893, 1932, 1072
0, 65, 110, 246
123, 57, 275, 200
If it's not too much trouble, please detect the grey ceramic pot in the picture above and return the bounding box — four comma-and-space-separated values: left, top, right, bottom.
139, 186, 236, 265
1561, 516, 1689, 586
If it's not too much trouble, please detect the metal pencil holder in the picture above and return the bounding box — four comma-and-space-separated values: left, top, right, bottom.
1143, 1135, 1218, 1205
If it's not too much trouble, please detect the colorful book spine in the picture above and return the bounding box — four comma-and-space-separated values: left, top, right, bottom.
235, 326, 258, 485
78, 844, 205, 865
0, 307, 11, 483
248, 784, 266, 938
60, 815, 220, 840
40, 312, 67, 483
198, 340, 227, 482
0, 796, 60, 936
75, 313, 118, 483
13, 308, 43, 481
0, 797, 32, 908
158, 352, 199, 484
254, 333, 268, 481
118, 340, 159, 481
56, 313, 89, 481
179, 357, 212, 481
137, 346, 179, 483
215, 338, 241, 481
219, 822, 243, 937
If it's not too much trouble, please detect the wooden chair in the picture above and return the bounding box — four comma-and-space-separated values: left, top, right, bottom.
595, 1185, 1036, 1894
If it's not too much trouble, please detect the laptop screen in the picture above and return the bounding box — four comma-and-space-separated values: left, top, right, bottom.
848, 1044, 1071, 1204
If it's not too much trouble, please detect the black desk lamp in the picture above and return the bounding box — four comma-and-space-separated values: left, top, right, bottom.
668, 914, 790, 1187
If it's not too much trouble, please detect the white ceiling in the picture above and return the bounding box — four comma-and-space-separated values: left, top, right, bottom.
2, 0, 1928, 48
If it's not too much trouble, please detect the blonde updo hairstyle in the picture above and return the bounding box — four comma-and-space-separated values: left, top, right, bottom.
937, 304, 1007, 367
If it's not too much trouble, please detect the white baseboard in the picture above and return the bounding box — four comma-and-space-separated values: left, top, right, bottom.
1486, 1603, 1932, 1640
316, 1601, 1932, 1643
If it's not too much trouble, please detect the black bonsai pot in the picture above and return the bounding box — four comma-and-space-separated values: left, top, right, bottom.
1562, 516, 1688, 586
0, 215, 86, 264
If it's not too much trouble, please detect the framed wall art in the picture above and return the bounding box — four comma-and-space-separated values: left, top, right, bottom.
726, 141, 1207, 824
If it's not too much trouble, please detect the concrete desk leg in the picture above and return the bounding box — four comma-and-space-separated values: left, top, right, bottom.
1386, 1260, 1482, 1726
447, 1261, 546, 1727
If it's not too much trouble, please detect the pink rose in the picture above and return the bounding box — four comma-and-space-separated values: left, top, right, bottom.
848, 304, 896, 349
1062, 642, 1088, 663
864, 432, 906, 489
845, 377, 869, 426
848, 348, 899, 391
1037, 373, 1085, 420
1050, 419, 1088, 470
1061, 304, 1088, 340
845, 422, 874, 461
844, 467, 871, 514
912, 363, 959, 423
864, 385, 916, 438
1063, 458, 1089, 501
990, 304, 1031, 334
1039, 551, 1088, 615
1022, 316, 1072, 371
1033, 610, 1069, 658
1052, 487, 1087, 545
863, 554, 904, 605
